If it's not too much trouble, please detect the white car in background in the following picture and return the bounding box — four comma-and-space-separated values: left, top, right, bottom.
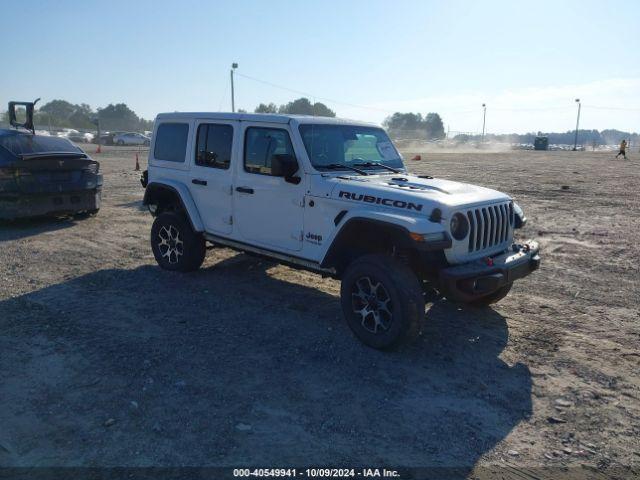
113, 132, 150, 146
56, 128, 79, 138
67, 131, 94, 143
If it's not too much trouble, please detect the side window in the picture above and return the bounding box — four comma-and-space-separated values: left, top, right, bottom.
244, 127, 295, 175
154, 123, 189, 162
195, 123, 233, 169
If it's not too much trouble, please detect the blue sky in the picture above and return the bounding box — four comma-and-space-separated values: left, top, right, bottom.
2, 0, 639, 133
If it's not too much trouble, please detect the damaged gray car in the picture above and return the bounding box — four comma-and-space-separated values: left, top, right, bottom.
0, 100, 102, 220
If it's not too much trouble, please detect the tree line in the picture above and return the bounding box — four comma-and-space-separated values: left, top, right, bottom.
252, 102, 448, 142
3, 97, 633, 145
454, 130, 639, 146
1, 99, 153, 132
252, 97, 336, 117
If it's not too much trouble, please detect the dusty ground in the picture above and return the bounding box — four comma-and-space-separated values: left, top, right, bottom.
0, 146, 638, 478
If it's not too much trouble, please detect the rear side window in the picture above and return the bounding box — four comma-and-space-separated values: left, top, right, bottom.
195, 124, 233, 169
154, 123, 189, 162
244, 127, 295, 175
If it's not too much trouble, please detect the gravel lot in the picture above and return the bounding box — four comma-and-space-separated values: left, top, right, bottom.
1, 146, 638, 477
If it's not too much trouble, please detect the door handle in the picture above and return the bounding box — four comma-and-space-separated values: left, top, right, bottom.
192, 179, 207, 186
235, 186, 254, 194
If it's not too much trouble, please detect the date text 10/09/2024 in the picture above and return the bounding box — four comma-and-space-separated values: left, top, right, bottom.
233, 468, 401, 478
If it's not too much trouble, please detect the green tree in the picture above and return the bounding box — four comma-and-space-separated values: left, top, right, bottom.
39, 99, 77, 120
424, 112, 445, 140
382, 112, 424, 138
383, 112, 445, 140
309, 101, 336, 117
36, 99, 95, 129
277, 98, 336, 117
97, 103, 143, 131
254, 103, 278, 113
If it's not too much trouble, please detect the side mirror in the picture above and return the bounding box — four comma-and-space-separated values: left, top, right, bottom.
271, 154, 300, 183
8, 98, 40, 134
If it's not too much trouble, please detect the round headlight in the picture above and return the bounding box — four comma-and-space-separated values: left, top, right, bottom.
450, 212, 469, 240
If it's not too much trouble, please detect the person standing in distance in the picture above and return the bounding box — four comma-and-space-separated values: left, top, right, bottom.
615, 139, 627, 159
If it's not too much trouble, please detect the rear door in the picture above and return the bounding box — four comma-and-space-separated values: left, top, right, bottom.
233, 123, 305, 252
187, 120, 236, 234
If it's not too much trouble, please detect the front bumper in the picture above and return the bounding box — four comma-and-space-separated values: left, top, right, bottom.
0, 188, 102, 220
439, 240, 540, 302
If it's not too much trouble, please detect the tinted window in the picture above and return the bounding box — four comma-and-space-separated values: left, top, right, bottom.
154, 123, 189, 162
196, 124, 233, 169
244, 127, 295, 175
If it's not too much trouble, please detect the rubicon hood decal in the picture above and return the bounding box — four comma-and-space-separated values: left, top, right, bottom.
326, 173, 512, 210
338, 190, 423, 211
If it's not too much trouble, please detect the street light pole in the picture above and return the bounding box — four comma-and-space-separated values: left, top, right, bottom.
481, 103, 487, 143
573, 98, 581, 151
230, 63, 238, 112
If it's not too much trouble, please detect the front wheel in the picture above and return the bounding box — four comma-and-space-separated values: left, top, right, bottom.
151, 212, 206, 272
340, 254, 425, 350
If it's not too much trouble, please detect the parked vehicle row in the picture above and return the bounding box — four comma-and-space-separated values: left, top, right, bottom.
22, 128, 151, 146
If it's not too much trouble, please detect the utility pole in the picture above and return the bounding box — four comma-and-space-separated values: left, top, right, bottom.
481, 103, 487, 143
230, 63, 238, 112
573, 98, 581, 151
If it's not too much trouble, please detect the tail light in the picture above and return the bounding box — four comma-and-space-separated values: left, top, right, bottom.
83, 163, 99, 174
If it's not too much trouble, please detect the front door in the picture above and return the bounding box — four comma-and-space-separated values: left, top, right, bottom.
233, 124, 304, 252
187, 120, 236, 234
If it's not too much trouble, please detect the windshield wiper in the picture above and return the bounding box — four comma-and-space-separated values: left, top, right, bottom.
319, 163, 369, 175
352, 160, 402, 174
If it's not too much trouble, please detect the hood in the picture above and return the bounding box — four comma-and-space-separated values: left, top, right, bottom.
324, 172, 511, 212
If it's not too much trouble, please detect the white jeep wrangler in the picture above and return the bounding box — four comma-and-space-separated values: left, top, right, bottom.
142, 113, 540, 349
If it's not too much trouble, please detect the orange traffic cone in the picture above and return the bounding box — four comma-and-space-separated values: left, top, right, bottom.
135, 153, 140, 171
95, 144, 101, 154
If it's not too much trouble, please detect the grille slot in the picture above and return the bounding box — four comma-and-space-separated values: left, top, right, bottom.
466, 202, 513, 253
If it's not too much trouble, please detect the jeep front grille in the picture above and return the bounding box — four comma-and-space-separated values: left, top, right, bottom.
466, 202, 513, 253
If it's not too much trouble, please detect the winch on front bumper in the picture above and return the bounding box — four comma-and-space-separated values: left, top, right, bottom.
439, 240, 540, 302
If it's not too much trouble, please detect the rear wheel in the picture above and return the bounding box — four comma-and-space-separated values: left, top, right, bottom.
340, 254, 425, 350
151, 212, 205, 272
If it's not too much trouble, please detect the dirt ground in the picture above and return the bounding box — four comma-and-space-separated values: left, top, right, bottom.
0, 146, 638, 478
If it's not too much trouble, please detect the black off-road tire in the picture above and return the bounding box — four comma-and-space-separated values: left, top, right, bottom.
468, 283, 513, 306
151, 212, 206, 272
340, 254, 425, 350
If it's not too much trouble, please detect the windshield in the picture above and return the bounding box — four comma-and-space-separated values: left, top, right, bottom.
0, 133, 83, 156
299, 125, 404, 171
